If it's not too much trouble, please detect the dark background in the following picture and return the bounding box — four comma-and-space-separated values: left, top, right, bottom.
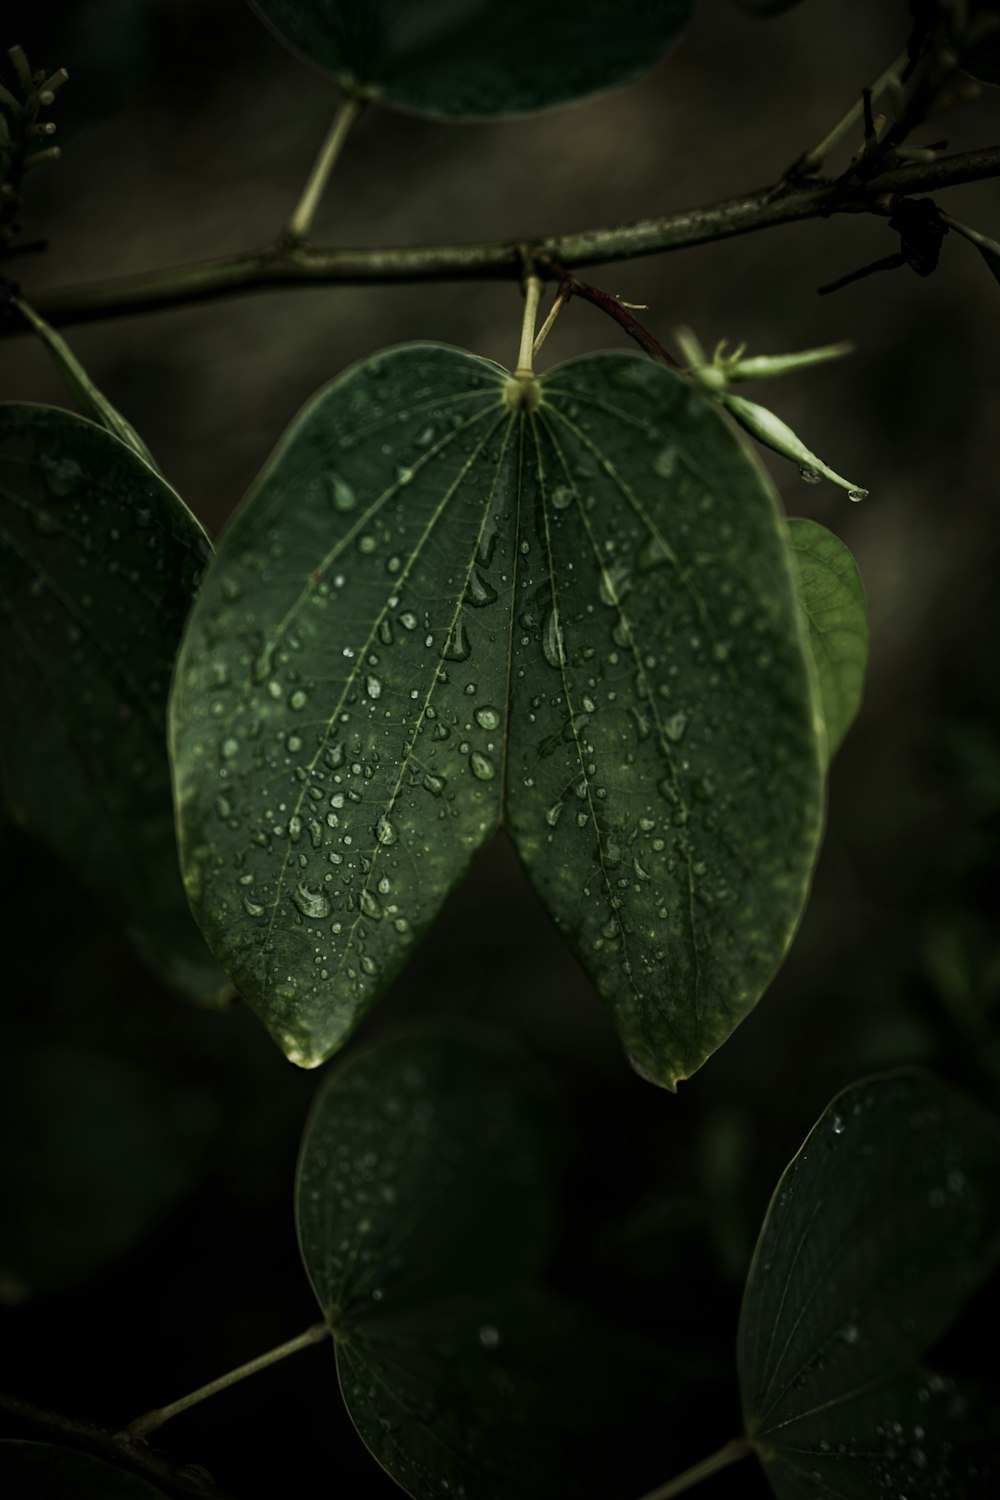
1, 0, 999, 1496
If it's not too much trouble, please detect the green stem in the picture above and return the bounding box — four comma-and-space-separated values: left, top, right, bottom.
633, 1437, 753, 1500
532, 278, 571, 357
4, 147, 1000, 334
123, 1322, 329, 1440
515, 274, 542, 375
940, 211, 1000, 256
285, 92, 364, 246
797, 50, 909, 173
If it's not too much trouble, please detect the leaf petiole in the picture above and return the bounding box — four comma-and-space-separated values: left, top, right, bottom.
632, 1436, 753, 1500
285, 90, 364, 246
122, 1321, 329, 1440
515, 273, 543, 375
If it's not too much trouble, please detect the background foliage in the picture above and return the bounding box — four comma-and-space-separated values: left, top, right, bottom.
1, 0, 999, 1496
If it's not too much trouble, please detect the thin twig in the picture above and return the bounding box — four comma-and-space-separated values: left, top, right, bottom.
0, 1392, 236, 1500
791, 50, 909, 176
564, 276, 681, 367
532, 277, 572, 356
2, 147, 999, 335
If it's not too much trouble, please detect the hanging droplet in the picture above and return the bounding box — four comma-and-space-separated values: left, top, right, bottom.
799, 467, 822, 485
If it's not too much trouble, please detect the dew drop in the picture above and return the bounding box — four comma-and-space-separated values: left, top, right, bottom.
664, 710, 688, 743
375, 813, 398, 846
542, 608, 566, 669
293, 883, 330, 920
366, 675, 382, 700
359, 889, 383, 921
466, 568, 498, 608
654, 446, 678, 478
443, 615, 471, 662
799, 467, 822, 485
469, 752, 496, 781
44, 456, 83, 496
326, 471, 357, 511
848, 488, 868, 502
474, 705, 501, 730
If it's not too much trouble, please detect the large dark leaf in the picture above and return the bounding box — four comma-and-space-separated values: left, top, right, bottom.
247, 0, 695, 119
0, 406, 226, 1003
170, 346, 824, 1084
739, 1071, 1000, 1498
785, 517, 868, 763
295, 1025, 565, 1499
0, 1442, 168, 1498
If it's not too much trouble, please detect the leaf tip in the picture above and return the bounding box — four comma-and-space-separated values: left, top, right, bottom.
284, 1041, 327, 1071
627, 1051, 683, 1093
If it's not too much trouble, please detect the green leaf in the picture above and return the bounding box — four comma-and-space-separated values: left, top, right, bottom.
0, 1443, 169, 1498
170, 346, 824, 1084
0, 406, 227, 1004
247, 0, 695, 119
0, 1041, 213, 1300
785, 518, 868, 763
296, 1025, 564, 1499
738, 1071, 1000, 1499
